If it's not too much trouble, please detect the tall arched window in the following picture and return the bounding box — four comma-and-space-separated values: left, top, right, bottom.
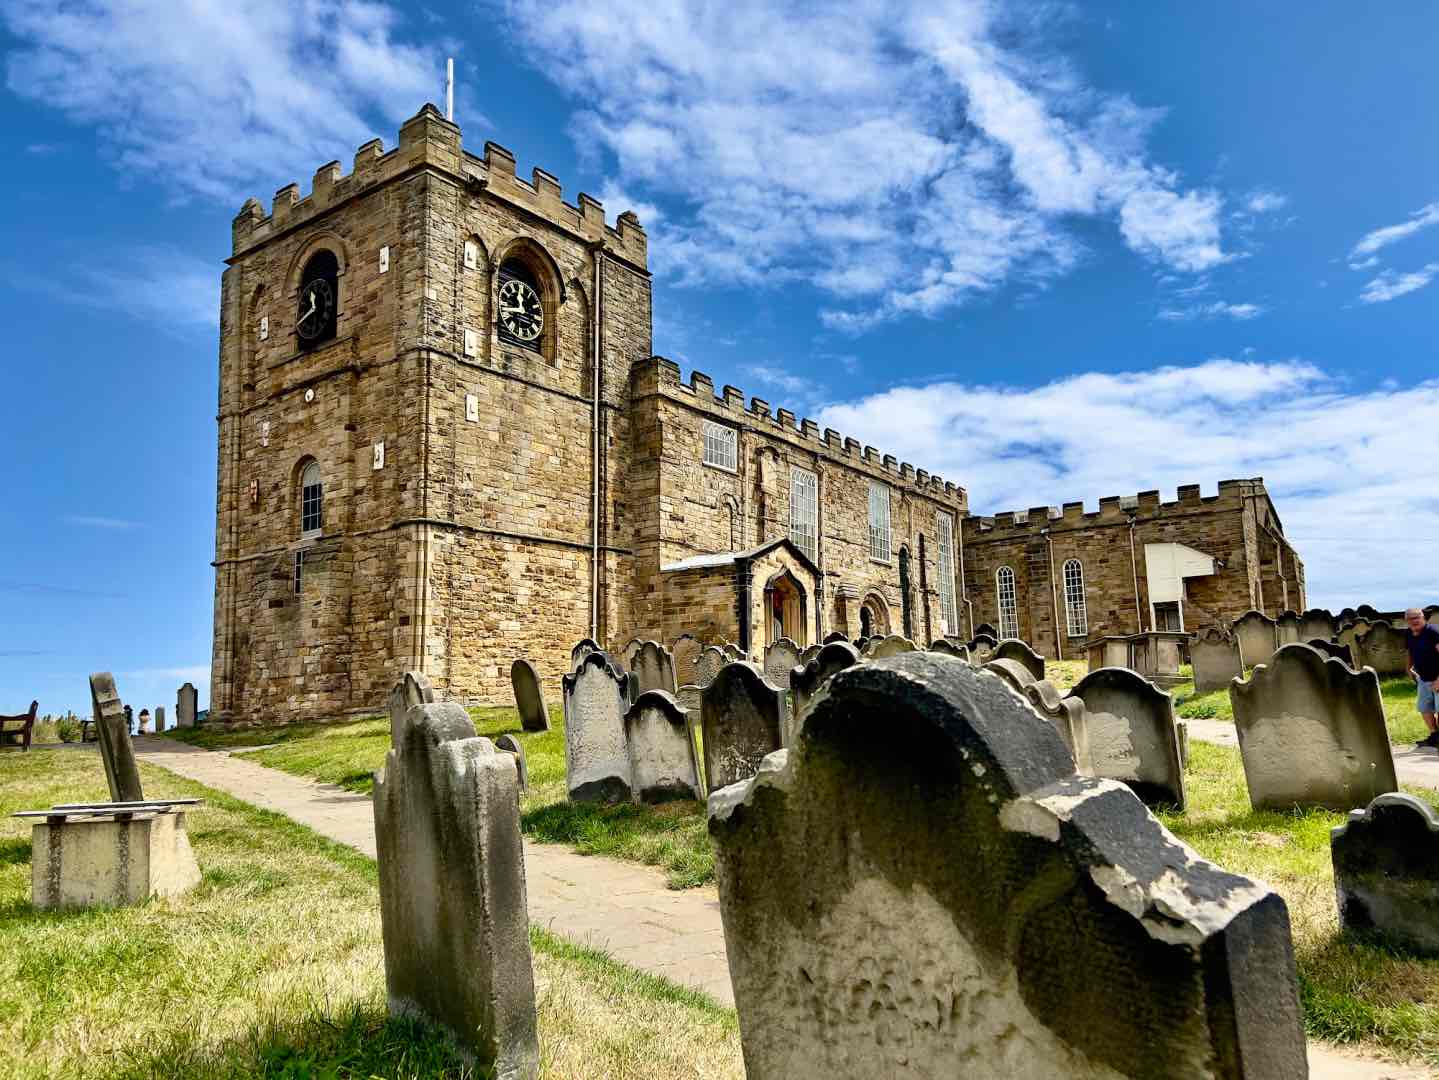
300, 461, 323, 537
996, 566, 1018, 639
1063, 558, 1088, 638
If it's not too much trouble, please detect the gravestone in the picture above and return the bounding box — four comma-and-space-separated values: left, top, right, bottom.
1230, 643, 1396, 812
674, 684, 703, 719
721, 642, 745, 662
91, 673, 143, 803
495, 733, 527, 792
1333, 793, 1439, 955
177, 682, 198, 728
1298, 608, 1337, 641
798, 643, 822, 666
509, 659, 549, 732
993, 638, 1045, 681
123, 705, 133, 734
821, 630, 848, 645
983, 658, 1038, 695
968, 633, 998, 664
619, 637, 644, 672
695, 645, 727, 688
387, 670, 436, 745
631, 641, 678, 697
1357, 604, 1384, 621
1021, 679, 1093, 775
1275, 611, 1301, 646
1190, 628, 1243, 693
928, 638, 970, 662
701, 663, 784, 791
973, 621, 997, 638
561, 653, 631, 803
1357, 622, 1408, 677
1337, 607, 1358, 626
153, 706, 165, 733
672, 634, 703, 686
1336, 620, 1372, 667
624, 691, 701, 803
868, 634, 917, 659
1232, 610, 1277, 668
762, 637, 802, 687
570, 638, 602, 672
1307, 638, 1354, 666
373, 687, 539, 1077
708, 653, 1306, 1080
1427, 604, 1439, 628
790, 642, 861, 731
1067, 668, 1185, 809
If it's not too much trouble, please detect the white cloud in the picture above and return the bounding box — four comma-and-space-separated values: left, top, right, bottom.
1157, 300, 1265, 322
2, 0, 443, 204
1244, 190, 1288, 214
3, 246, 218, 331
1350, 202, 1439, 264
814, 359, 1439, 609
63, 515, 143, 530
496, 0, 1228, 329
1359, 263, 1439, 304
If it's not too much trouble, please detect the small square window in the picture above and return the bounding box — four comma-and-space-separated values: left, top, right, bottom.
702, 420, 737, 471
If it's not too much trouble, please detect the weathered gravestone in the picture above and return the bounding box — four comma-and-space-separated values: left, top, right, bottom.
973, 621, 998, 638
509, 659, 549, 732
821, 630, 848, 645
1357, 604, 1385, 622
1190, 628, 1243, 693
672, 634, 703, 687
495, 733, 527, 792
624, 691, 701, 803
1021, 679, 1094, 775
721, 642, 745, 662
1333, 793, 1439, 955
176, 682, 197, 728
1230, 643, 1396, 812
868, 634, 917, 659
1275, 611, 1301, 646
790, 642, 860, 731
797, 643, 822, 666
373, 685, 539, 1076
570, 638, 602, 672
1357, 621, 1408, 677
762, 637, 802, 687
1067, 668, 1185, 809
91, 673, 143, 802
561, 653, 631, 803
994, 638, 1045, 681
1336, 607, 1359, 626
701, 662, 784, 791
153, 706, 165, 733
1307, 638, 1354, 666
695, 645, 727, 688
968, 633, 998, 664
983, 658, 1038, 695
1298, 608, 1337, 642
619, 637, 644, 673
1232, 610, 1277, 668
928, 638, 970, 662
631, 640, 678, 697
708, 652, 1306, 1079
1335, 620, 1371, 666
387, 670, 436, 745
1428, 604, 1439, 629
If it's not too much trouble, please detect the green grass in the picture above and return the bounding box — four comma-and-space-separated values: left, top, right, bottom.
0, 748, 741, 1080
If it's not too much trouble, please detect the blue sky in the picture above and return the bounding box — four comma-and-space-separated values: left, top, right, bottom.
2, 1, 1436, 715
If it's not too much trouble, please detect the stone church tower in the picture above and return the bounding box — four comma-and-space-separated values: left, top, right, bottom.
211, 104, 651, 724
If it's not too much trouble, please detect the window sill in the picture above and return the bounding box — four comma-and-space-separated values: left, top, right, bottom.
300, 530, 322, 542
702, 460, 739, 476
868, 557, 893, 567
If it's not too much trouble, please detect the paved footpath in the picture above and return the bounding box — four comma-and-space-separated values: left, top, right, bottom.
128, 736, 1428, 1079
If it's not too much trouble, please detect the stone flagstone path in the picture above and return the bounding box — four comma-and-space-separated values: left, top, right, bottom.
126, 736, 1428, 1079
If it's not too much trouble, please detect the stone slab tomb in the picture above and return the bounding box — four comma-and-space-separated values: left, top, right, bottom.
91, 673, 143, 803
176, 682, 198, 728
495, 733, 527, 792
994, 638, 1045, 681
562, 653, 632, 803
1232, 610, 1277, 669
1298, 608, 1337, 642
26, 805, 202, 910
1190, 628, 1243, 694
701, 663, 785, 791
1332, 793, 1439, 955
1357, 622, 1409, 677
1067, 668, 1185, 809
373, 679, 539, 1076
1230, 643, 1397, 812
509, 659, 550, 732
631, 640, 678, 698
624, 691, 701, 803
708, 653, 1306, 1079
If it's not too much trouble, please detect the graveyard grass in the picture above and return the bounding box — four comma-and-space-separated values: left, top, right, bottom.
1174, 672, 1429, 744
0, 748, 741, 1080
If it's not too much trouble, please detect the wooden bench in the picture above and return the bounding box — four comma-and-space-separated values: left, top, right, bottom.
0, 701, 37, 751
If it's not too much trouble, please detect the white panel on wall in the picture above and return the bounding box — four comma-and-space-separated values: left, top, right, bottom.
373, 442, 385, 470
259, 420, 270, 447
379, 245, 390, 273
259, 315, 269, 341
465, 394, 479, 422
463, 328, 478, 357
463, 239, 479, 269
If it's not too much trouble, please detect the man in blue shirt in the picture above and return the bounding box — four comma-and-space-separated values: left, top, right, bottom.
1406, 608, 1439, 748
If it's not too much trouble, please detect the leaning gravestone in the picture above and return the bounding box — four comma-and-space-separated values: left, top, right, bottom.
561, 653, 631, 803
1190, 627, 1243, 693
1021, 679, 1093, 775
509, 659, 549, 732
619, 637, 645, 673
624, 691, 701, 803
570, 638, 602, 672
177, 682, 198, 728
1232, 610, 1277, 669
1230, 643, 1396, 812
631, 640, 678, 697
701, 663, 784, 791
1307, 638, 1355, 666
387, 670, 436, 746
1333, 793, 1439, 955
1356, 622, 1408, 677
1067, 668, 1185, 809
672, 634, 703, 686
91, 672, 143, 802
868, 634, 917, 659
495, 733, 528, 792
993, 638, 1045, 681
708, 652, 1307, 1079
1298, 608, 1337, 642
790, 642, 860, 730
373, 685, 539, 1077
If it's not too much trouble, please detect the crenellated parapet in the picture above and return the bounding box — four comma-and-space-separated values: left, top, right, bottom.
231, 103, 647, 268
964, 478, 1268, 540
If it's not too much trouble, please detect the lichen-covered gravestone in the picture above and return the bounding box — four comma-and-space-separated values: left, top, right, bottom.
509, 659, 549, 732
91, 672, 143, 802
1190, 628, 1243, 693
868, 634, 917, 658
373, 683, 539, 1077
701, 662, 784, 791
1230, 643, 1396, 812
1067, 668, 1185, 809
176, 682, 198, 729
1356, 622, 1408, 676
1298, 608, 1337, 642
1022, 679, 1093, 775
762, 638, 801, 687
631, 640, 678, 697
790, 642, 860, 731
1307, 638, 1354, 666
1232, 610, 1277, 668
994, 638, 1045, 681
1332, 793, 1439, 955
570, 638, 602, 672
624, 690, 701, 803
695, 645, 727, 688
561, 653, 632, 803
672, 634, 703, 686
708, 653, 1307, 1079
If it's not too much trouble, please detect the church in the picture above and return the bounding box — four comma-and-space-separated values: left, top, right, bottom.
209, 105, 1304, 725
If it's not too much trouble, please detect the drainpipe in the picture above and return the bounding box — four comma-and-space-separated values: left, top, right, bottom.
1128, 515, 1144, 633
957, 514, 974, 639
590, 245, 604, 641
1043, 528, 1062, 660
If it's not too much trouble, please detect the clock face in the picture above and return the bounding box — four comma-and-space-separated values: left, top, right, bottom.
498, 278, 543, 342
296, 279, 335, 341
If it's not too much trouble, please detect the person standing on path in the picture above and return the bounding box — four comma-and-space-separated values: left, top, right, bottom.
1405, 608, 1439, 748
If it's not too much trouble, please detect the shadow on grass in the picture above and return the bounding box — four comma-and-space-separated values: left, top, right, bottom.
523, 798, 713, 889
1298, 928, 1439, 1060
0, 837, 31, 865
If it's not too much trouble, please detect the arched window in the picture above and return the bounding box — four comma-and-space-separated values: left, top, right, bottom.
1063, 558, 1088, 638
497, 258, 544, 351
300, 461, 323, 537
996, 566, 1018, 639
297, 250, 338, 347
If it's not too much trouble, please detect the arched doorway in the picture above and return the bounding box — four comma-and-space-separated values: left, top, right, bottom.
860, 592, 891, 639
763, 569, 808, 647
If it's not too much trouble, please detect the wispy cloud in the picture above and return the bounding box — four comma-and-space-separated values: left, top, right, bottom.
24, 141, 61, 155
815, 359, 1439, 608
63, 515, 143, 530
496, 0, 1229, 330
1157, 300, 1265, 322
1359, 263, 1439, 304
1349, 202, 1439, 265
0, 579, 127, 599
1244, 190, 1288, 214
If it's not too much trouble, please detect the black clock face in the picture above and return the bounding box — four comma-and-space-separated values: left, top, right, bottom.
498, 278, 543, 342
296, 279, 335, 341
